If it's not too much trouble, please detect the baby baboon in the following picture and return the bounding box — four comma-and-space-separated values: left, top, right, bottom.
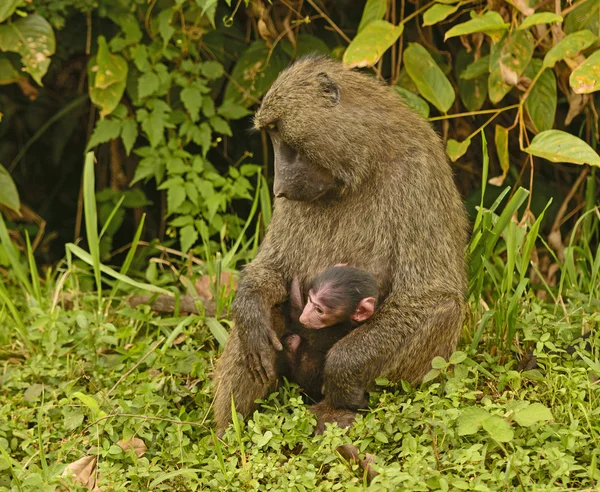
213, 56, 468, 436
281, 266, 378, 400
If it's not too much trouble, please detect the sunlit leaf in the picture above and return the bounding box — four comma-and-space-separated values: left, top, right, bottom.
482, 415, 514, 442
0, 1, 19, 23
88, 36, 128, 117
518, 12, 563, 30
488, 30, 534, 103
457, 407, 491, 435
404, 43, 455, 113
445, 12, 509, 42
0, 14, 56, 85
525, 130, 600, 166
543, 30, 597, 68
358, 0, 388, 33
393, 86, 430, 118
86, 118, 121, 150
525, 60, 556, 132
423, 4, 460, 26
0, 162, 19, 212
446, 138, 471, 162
343, 20, 404, 68
513, 403, 553, 427
569, 49, 600, 94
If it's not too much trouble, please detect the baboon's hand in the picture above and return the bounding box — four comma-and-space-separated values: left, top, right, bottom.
241, 325, 283, 384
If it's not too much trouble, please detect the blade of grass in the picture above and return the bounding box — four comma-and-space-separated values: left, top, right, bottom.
473, 130, 489, 233
82, 152, 102, 307
24, 230, 42, 305
0, 281, 31, 350
66, 243, 172, 295
0, 213, 33, 296
99, 195, 125, 240
231, 395, 247, 466
108, 214, 146, 300
519, 199, 552, 283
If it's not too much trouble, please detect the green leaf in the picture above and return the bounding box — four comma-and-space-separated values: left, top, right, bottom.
446, 138, 471, 162
570, 49, 600, 94
0, 162, 19, 212
449, 351, 467, 365
88, 36, 128, 117
374, 431, 389, 443
423, 4, 460, 27
201, 60, 224, 79
181, 86, 203, 122
224, 40, 289, 108
140, 107, 172, 148
457, 408, 490, 436
202, 96, 216, 118
564, 0, 599, 34
525, 129, 600, 166
138, 71, 160, 99
525, 60, 556, 132
86, 119, 122, 150
180, 224, 198, 253
488, 30, 534, 104
543, 30, 597, 68
445, 12, 509, 42
404, 43, 455, 113
460, 55, 490, 80
157, 8, 175, 48
120, 119, 138, 156
431, 356, 447, 370
0, 1, 19, 23
358, 0, 388, 33
456, 50, 488, 111
489, 125, 509, 186
482, 415, 513, 442
513, 403, 553, 427
256, 431, 273, 448
393, 86, 430, 118
72, 392, 106, 419
344, 20, 403, 68
518, 12, 563, 30
167, 184, 186, 215
218, 100, 252, 120
210, 116, 232, 136
0, 14, 56, 85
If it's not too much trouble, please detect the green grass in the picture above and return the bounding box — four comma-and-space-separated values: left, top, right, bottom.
0, 145, 598, 490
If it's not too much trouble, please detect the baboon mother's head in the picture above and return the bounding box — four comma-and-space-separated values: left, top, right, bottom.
254, 57, 396, 202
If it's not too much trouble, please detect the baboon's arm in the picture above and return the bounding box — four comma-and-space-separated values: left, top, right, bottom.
231, 255, 288, 384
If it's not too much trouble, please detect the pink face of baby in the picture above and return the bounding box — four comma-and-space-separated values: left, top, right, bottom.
299, 283, 375, 329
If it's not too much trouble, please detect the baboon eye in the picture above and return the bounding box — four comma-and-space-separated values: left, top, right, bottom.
265, 121, 278, 131
316, 307, 324, 315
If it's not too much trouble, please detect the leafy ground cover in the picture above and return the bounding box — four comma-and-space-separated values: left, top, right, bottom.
1, 147, 599, 491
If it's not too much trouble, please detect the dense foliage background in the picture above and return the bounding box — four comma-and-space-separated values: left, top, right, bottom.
0, 0, 599, 490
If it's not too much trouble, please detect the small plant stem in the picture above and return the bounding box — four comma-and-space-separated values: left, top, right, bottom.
429, 104, 519, 122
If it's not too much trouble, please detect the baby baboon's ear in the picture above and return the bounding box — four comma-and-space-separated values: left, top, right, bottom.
317, 72, 340, 105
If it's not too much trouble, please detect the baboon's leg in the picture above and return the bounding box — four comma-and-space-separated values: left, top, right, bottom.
213, 306, 286, 436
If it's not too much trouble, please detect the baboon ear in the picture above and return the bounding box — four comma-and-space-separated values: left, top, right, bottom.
350, 297, 376, 323
317, 72, 340, 105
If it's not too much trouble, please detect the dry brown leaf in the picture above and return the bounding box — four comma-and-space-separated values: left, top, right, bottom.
500, 62, 519, 86
62, 455, 97, 490
195, 272, 238, 300
565, 91, 588, 125
547, 229, 564, 262
117, 437, 147, 458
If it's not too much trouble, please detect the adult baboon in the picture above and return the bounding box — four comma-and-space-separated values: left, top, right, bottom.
213, 56, 468, 435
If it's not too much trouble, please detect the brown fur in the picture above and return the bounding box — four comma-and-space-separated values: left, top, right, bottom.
212, 57, 468, 435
